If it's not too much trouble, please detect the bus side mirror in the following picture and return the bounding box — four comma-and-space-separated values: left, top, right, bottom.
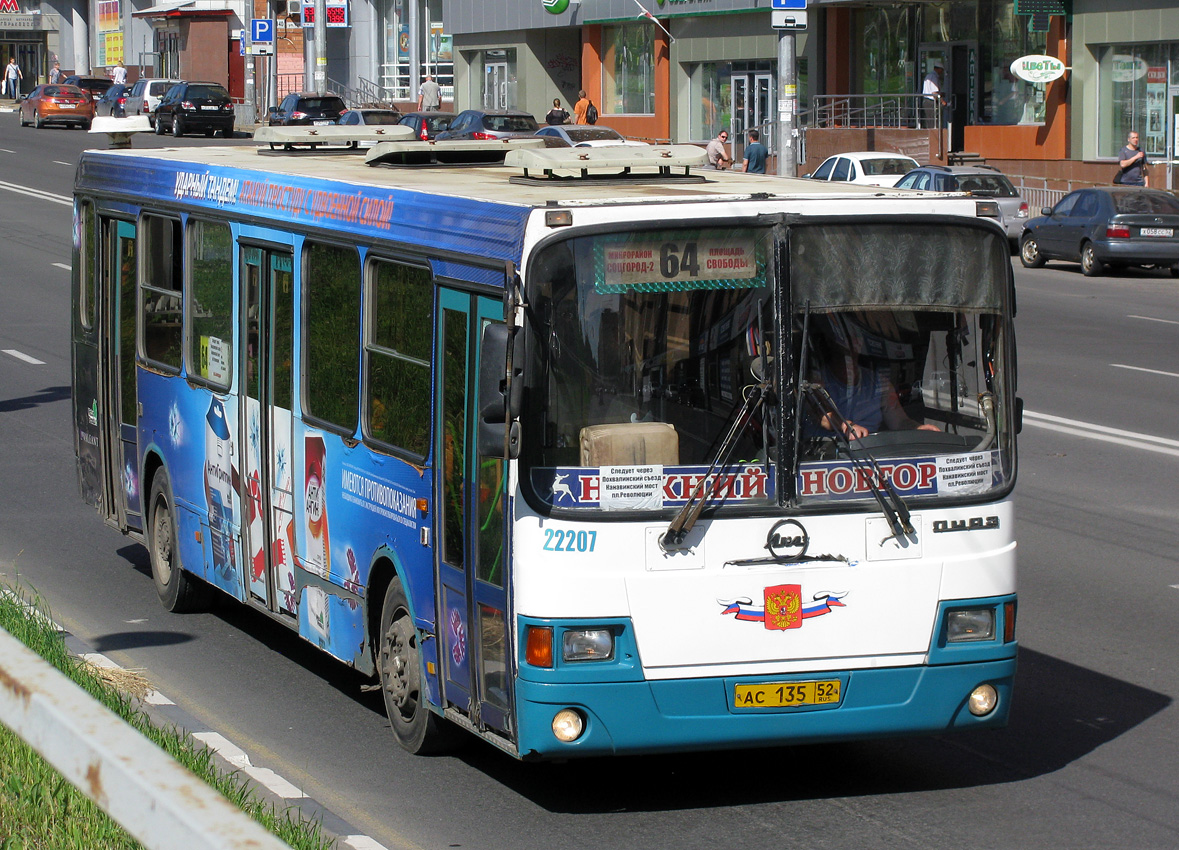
478, 322, 522, 458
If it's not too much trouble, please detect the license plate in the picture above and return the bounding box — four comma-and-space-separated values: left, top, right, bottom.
734, 679, 841, 709
59, 104, 76, 109
313, 120, 331, 125
200, 105, 218, 111
1140, 227, 1173, 237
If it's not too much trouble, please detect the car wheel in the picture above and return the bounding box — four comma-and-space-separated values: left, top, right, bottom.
155, 115, 165, 135
172, 115, 184, 137
1019, 234, 1045, 268
19, 109, 27, 127
1080, 242, 1104, 277
83, 119, 92, 131
1170, 265, 1179, 278
34, 110, 43, 129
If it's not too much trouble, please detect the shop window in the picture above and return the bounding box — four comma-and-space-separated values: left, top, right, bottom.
1097, 43, 1173, 159
981, 0, 1048, 125
604, 22, 654, 115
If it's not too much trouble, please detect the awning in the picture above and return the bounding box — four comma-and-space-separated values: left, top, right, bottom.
132, 1, 194, 18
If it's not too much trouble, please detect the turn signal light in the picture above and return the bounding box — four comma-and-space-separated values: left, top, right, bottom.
1004, 601, 1017, 643
525, 625, 554, 668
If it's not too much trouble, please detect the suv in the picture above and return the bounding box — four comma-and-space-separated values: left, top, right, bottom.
895, 165, 1028, 249
61, 75, 114, 102
269, 92, 348, 126
434, 109, 540, 141
127, 78, 181, 125
154, 81, 235, 137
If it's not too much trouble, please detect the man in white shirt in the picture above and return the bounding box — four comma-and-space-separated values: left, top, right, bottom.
417, 75, 441, 111
921, 63, 946, 129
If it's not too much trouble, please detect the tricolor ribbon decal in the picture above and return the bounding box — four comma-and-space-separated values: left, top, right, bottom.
720, 588, 847, 630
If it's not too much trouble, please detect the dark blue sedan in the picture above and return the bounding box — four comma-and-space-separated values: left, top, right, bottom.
1019, 187, 1179, 277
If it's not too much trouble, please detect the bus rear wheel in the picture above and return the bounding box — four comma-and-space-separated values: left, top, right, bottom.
377, 578, 461, 754
147, 471, 209, 613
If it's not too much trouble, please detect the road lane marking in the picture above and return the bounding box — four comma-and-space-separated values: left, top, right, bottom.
1128, 315, 1179, 326
52, 262, 69, 270
53, 160, 72, 166
0, 178, 71, 206
2, 349, 46, 365
0, 148, 13, 153
1111, 363, 1179, 379
1023, 410, 1179, 458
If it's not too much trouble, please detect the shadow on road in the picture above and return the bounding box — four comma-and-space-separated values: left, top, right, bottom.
0, 385, 70, 413
460, 646, 1170, 812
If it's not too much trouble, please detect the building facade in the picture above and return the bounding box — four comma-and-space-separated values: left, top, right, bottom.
1, 0, 87, 91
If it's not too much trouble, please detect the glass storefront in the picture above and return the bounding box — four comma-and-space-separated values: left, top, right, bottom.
603, 22, 653, 115
1097, 43, 1177, 160
467, 47, 517, 111
688, 60, 804, 144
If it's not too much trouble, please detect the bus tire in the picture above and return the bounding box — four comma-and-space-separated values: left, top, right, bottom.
147, 471, 209, 613
377, 578, 461, 754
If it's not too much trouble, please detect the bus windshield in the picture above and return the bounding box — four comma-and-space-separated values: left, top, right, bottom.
524, 221, 1013, 514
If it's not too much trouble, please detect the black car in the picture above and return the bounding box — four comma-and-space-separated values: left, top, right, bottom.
61, 75, 115, 102
1019, 187, 1179, 277
269, 92, 348, 126
397, 110, 456, 140
154, 81, 235, 137
94, 84, 130, 117
434, 109, 539, 141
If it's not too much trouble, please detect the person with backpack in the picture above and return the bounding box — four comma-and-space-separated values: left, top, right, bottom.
575, 89, 597, 125
545, 98, 570, 125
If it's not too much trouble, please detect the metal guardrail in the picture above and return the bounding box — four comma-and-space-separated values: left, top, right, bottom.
1017, 182, 1068, 212
0, 625, 292, 850
804, 93, 944, 130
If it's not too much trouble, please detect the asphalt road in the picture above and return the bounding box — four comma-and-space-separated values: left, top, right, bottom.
1, 116, 1177, 849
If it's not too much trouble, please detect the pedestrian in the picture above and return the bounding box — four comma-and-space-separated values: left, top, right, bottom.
545, 98, 570, 125
740, 129, 767, 174
574, 89, 590, 125
1116, 130, 1149, 187
5, 57, 23, 101
48, 60, 61, 85
705, 129, 734, 170
920, 62, 947, 129
111, 60, 127, 86
417, 74, 441, 111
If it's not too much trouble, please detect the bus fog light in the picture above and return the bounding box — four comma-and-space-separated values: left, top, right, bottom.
947, 608, 994, 642
552, 709, 585, 742
968, 684, 999, 716
563, 628, 614, 661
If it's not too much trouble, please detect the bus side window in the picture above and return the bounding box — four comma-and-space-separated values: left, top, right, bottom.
187, 220, 233, 388
140, 214, 183, 371
304, 242, 361, 434
365, 259, 432, 458
78, 201, 96, 333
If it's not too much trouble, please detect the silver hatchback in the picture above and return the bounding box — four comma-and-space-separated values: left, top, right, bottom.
895, 165, 1029, 249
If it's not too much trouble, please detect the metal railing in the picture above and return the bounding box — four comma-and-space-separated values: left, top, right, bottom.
805, 93, 945, 130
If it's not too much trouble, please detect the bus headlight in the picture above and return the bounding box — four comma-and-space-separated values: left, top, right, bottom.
946, 608, 995, 642
563, 628, 614, 662
552, 708, 586, 742
968, 684, 999, 716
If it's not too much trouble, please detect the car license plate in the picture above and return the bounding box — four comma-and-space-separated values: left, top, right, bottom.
1140, 227, 1173, 237
734, 680, 841, 709
59, 104, 76, 109
313, 120, 331, 125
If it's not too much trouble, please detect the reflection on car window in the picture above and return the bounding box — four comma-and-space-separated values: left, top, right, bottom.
1114, 191, 1179, 214
1071, 193, 1099, 218
861, 158, 917, 176
1051, 194, 1079, 217
832, 158, 851, 181
812, 159, 835, 180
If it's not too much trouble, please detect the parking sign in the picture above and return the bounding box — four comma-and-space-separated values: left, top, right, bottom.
249, 18, 275, 54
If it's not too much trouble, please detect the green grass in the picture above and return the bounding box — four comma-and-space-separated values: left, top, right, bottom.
0, 585, 335, 850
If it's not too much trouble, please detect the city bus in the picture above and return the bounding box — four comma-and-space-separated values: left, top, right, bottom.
72, 127, 1020, 760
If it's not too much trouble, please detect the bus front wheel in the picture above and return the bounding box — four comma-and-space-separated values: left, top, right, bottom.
377, 578, 461, 754
147, 471, 209, 613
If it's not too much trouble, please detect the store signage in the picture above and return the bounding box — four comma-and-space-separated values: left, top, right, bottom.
542, 0, 570, 13
1108, 54, 1148, 84
0, 0, 20, 13
1011, 54, 1065, 83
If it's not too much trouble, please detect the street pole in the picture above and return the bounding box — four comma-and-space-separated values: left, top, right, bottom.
243, 28, 257, 128
313, 0, 327, 95
777, 30, 797, 177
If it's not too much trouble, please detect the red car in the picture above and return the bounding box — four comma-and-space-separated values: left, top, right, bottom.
19, 84, 95, 129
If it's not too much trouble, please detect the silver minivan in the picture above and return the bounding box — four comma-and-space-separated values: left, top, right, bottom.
127, 78, 182, 125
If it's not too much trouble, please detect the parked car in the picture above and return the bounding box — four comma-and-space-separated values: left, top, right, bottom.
94, 84, 130, 117
397, 110, 456, 140
1019, 187, 1179, 277
18, 84, 94, 129
435, 109, 540, 141
338, 108, 403, 126
534, 125, 647, 147
269, 92, 348, 126
805, 152, 920, 187
895, 164, 1029, 248
153, 81, 235, 137
61, 75, 115, 102
126, 78, 181, 125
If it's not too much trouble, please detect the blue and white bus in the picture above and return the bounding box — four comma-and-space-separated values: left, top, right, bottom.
72, 128, 1019, 759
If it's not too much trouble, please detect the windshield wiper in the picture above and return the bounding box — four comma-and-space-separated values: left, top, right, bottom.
660, 374, 772, 551
800, 382, 914, 541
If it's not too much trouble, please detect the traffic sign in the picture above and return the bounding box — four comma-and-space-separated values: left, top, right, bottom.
251, 18, 274, 42
772, 9, 807, 29
771, 0, 806, 9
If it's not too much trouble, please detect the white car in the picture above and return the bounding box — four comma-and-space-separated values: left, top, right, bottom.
806, 152, 920, 187
535, 125, 648, 148
127, 78, 181, 126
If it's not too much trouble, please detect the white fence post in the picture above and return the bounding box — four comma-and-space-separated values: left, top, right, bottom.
0, 627, 293, 850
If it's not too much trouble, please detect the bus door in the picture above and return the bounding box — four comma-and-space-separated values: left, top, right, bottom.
435, 290, 513, 740
98, 218, 142, 533
240, 245, 297, 616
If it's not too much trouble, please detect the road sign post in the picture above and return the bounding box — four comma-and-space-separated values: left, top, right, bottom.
771, 0, 806, 177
